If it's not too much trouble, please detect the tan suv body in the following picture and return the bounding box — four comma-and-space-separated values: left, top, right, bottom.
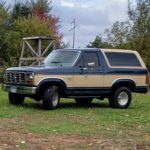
2, 48, 148, 109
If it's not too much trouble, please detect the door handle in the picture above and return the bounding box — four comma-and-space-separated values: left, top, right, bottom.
82, 68, 87, 71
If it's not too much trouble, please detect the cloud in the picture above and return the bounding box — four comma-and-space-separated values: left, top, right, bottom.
52, 0, 128, 48
61, 0, 74, 7
53, 6, 109, 47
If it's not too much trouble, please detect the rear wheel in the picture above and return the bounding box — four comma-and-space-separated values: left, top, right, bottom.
109, 87, 132, 109
9, 93, 24, 105
75, 98, 93, 106
43, 86, 60, 110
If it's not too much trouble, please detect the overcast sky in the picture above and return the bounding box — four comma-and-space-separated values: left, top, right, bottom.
6, 0, 128, 48
53, 0, 128, 48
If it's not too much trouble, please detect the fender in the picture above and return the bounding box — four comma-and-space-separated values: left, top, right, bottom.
112, 79, 136, 90
36, 78, 68, 94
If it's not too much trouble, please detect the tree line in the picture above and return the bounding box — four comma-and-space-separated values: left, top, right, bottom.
87, 0, 150, 69
0, 0, 61, 67
0, 0, 150, 69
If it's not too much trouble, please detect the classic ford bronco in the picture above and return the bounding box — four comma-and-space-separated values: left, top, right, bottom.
2, 48, 148, 109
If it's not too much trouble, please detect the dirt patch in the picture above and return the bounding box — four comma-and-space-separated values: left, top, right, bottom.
0, 126, 107, 150
0, 126, 150, 150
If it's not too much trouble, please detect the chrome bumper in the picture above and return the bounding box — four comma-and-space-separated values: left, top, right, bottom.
2, 84, 37, 95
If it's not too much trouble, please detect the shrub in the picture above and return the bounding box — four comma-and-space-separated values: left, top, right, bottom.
0, 72, 3, 83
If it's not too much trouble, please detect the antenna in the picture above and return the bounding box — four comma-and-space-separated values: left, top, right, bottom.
70, 19, 78, 48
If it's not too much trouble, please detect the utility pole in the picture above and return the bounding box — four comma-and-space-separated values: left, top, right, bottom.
70, 19, 78, 48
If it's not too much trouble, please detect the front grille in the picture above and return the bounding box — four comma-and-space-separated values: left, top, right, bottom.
5, 72, 31, 85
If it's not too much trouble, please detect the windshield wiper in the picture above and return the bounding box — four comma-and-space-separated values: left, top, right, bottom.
50, 61, 62, 64
50, 61, 64, 66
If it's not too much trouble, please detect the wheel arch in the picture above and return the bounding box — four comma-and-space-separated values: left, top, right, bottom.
36, 78, 67, 100
111, 79, 136, 92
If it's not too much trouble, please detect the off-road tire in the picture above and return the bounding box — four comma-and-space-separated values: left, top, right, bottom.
43, 86, 60, 110
109, 87, 132, 109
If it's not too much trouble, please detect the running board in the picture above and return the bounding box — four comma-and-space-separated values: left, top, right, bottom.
68, 96, 101, 99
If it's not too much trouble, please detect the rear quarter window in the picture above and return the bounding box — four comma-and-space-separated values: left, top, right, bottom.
105, 52, 141, 67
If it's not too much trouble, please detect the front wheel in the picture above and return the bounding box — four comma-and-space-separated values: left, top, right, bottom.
9, 93, 24, 105
109, 87, 132, 109
43, 86, 60, 110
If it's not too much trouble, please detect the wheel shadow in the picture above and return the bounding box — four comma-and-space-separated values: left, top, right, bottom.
19, 99, 111, 110
18, 101, 43, 110
58, 102, 110, 109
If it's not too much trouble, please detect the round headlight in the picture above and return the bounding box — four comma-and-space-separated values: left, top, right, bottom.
29, 74, 34, 80
27, 73, 34, 80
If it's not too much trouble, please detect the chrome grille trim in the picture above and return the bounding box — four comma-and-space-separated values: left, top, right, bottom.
5, 71, 31, 85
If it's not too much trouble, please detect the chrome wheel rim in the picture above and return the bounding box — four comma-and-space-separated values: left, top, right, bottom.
118, 92, 128, 106
52, 91, 59, 107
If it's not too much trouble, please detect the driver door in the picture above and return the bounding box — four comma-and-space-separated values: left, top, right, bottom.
73, 51, 103, 89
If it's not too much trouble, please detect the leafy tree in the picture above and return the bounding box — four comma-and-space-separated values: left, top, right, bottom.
12, 0, 61, 41
90, 0, 150, 68
0, 0, 62, 67
11, 2, 31, 20
31, 0, 61, 40
128, 0, 150, 68
0, 2, 10, 65
105, 0, 150, 68
31, 0, 52, 17
5, 16, 53, 66
87, 35, 112, 48
104, 21, 131, 49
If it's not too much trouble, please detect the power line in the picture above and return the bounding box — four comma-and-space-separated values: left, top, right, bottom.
70, 19, 78, 48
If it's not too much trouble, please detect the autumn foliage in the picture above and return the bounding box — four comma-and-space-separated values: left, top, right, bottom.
0, 0, 62, 67
32, 0, 61, 39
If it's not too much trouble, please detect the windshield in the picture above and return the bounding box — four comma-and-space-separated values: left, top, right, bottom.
43, 50, 80, 66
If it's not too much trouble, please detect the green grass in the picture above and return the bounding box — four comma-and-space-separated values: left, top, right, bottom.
0, 88, 150, 144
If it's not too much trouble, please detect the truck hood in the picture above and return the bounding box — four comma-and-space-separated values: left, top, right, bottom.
6, 65, 74, 74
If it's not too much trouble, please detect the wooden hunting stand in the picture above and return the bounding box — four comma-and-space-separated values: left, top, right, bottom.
19, 36, 56, 66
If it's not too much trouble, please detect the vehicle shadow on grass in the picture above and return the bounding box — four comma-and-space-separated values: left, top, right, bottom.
18, 102, 43, 110
20, 100, 110, 110
59, 102, 110, 110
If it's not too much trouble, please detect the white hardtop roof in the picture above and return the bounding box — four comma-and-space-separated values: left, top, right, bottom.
101, 49, 146, 68
100, 49, 138, 54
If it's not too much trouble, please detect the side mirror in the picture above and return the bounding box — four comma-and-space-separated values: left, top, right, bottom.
87, 62, 95, 68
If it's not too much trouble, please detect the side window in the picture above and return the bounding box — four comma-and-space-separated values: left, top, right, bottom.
105, 52, 141, 67
83, 52, 100, 68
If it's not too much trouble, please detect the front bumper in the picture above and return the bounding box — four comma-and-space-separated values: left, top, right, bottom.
2, 84, 37, 95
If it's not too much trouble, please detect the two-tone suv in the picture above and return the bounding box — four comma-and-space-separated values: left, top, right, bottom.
2, 48, 148, 109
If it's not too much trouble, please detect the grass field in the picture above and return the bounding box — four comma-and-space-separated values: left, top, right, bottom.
0, 88, 150, 150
